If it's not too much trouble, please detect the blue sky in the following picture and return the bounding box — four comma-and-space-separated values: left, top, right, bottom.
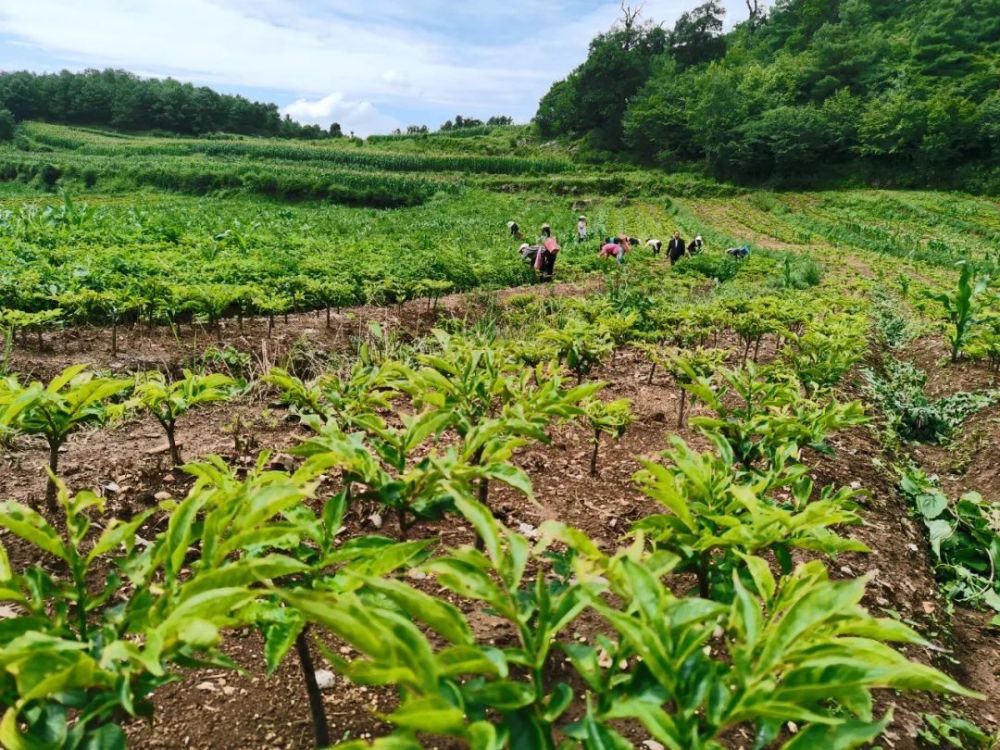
0, 0, 756, 136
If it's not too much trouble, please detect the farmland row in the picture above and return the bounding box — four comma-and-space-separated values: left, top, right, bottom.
3, 247, 997, 748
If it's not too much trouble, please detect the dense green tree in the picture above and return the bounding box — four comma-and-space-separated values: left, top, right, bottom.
670, 1, 727, 68
535, 0, 1000, 186
0, 69, 326, 139
0, 107, 15, 141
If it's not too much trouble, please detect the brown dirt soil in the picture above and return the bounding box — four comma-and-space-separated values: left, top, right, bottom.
7, 277, 602, 383
1, 287, 998, 749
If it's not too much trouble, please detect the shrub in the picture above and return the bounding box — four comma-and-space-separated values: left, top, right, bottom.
674, 252, 741, 282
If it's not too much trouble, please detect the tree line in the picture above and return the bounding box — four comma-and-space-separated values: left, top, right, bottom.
535, 0, 1000, 188
0, 68, 340, 140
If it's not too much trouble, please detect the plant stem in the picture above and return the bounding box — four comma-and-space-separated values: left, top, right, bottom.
590, 431, 601, 477
295, 626, 331, 748
165, 421, 181, 466
678, 388, 687, 429
397, 506, 409, 539
45, 438, 61, 514
698, 549, 711, 599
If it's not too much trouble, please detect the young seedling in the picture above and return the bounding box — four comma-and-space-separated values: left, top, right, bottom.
582, 397, 633, 476
923, 261, 990, 363
540, 318, 614, 384
0, 364, 130, 512
130, 369, 236, 466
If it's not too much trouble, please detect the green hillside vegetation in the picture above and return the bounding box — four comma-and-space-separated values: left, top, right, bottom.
536, 0, 1000, 191
0, 68, 337, 139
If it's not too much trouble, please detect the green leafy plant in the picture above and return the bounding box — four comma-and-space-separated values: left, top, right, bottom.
278, 497, 594, 749
899, 466, 1000, 624
540, 319, 614, 383
923, 262, 990, 363
639, 344, 729, 427
0, 457, 317, 749
582, 397, 633, 476
128, 370, 237, 466
632, 436, 868, 598
684, 363, 867, 471
266, 359, 404, 427
864, 360, 996, 443
565, 546, 979, 749
410, 332, 596, 511
918, 711, 1000, 749
782, 312, 867, 395
0, 365, 130, 511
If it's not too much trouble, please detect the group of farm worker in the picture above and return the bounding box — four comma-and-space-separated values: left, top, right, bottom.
508, 217, 709, 283
599, 230, 703, 266
507, 218, 754, 282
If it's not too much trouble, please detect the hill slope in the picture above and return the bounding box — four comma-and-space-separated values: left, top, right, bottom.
536, 0, 1000, 190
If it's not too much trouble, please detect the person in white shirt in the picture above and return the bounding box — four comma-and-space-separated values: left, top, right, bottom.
577, 215, 587, 242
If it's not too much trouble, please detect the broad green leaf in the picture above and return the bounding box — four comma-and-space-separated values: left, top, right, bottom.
383, 695, 466, 733
361, 576, 473, 645
80, 723, 127, 750
781, 714, 891, 750
542, 683, 574, 723
463, 679, 535, 710
262, 615, 305, 675
0, 502, 68, 562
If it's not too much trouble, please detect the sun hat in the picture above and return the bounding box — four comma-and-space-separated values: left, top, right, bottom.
519, 243, 529, 252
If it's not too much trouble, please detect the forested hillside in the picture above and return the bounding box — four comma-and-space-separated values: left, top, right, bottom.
0, 69, 336, 139
536, 0, 1000, 189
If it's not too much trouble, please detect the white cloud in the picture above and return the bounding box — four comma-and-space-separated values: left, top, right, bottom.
281, 92, 400, 137
0, 1, 768, 131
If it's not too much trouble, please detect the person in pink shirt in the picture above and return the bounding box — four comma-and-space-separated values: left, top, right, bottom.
599, 239, 627, 264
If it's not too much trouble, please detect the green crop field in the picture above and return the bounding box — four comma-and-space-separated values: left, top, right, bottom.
1, 110, 999, 750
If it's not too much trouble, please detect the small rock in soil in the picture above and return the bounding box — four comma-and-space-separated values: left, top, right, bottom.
517, 522, 539, 540
269, 453, 296, 470
315, 670, 335, 690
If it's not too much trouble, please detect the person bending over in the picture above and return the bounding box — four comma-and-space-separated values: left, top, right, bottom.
667, 231, 686, 265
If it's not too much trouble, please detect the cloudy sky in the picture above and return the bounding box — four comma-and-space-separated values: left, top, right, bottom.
0, 0, 756, 136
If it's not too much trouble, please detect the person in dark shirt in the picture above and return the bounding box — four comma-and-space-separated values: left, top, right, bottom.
667, 231, 686, 265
